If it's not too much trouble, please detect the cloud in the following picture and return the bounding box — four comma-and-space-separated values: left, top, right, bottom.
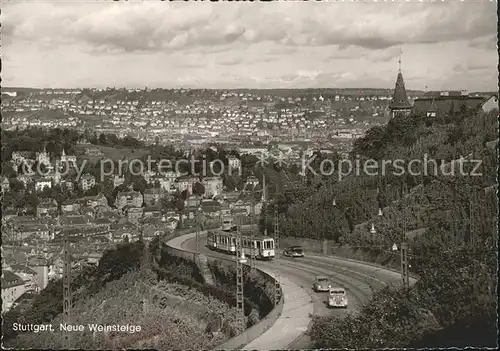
3, 1, 496, 53
1, 1, 497, 90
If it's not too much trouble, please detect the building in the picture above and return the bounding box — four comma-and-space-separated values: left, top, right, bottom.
85, 147, 103, 156
29, 258, 49, 291
2, 269, 26, 312
36, 198, 58, 218
79, 174, 96, 192
115, 191, 143, 211
10, 265, 38, 293
1, 176, 10, 193
144, 188, 164, 206
61, 199, 81, 214
113, 175, 125, 188
35, 178, 52, 192
60, 149, 77, 167
389, 56, 412, 119
202, 177, 223, 198
413, 91, 487, 118
143, 205, 161, 218
228, 156, 241, 172
482, 95, 498, 113
36, 146, 51, 167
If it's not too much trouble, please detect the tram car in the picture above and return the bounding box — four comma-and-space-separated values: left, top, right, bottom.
207, 230, 275, 260
221, 216, 237, 232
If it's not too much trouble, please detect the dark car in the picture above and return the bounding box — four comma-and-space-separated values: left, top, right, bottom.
283, 246, 304, 258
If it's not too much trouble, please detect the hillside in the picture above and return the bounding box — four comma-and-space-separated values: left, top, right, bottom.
272, 107, 498, 347
2, 239, 270, 349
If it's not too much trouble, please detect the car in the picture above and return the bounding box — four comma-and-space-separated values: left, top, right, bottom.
313, 275, 331, 292
283, 246, 304, 258
327, 287, 348, 308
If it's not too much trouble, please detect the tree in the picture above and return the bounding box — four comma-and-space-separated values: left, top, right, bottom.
192, 182, 205, 196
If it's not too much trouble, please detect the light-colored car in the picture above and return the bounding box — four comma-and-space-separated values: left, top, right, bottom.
313, 276, 331, 292
327, 287, 348, 308
283, 246, 304, 258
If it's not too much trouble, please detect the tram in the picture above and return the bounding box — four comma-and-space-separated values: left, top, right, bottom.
207, 230, 275, 260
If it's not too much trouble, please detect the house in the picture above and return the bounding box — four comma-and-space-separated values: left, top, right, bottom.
35, 178, 52, 192
175, 176, 199, 195
17, 174, 33, 187
113, 175, 125, 188
201, 199, 222, 219
2, 208, 18, 222
228, 156, 241, 173
481, 95, 498, 113
1, 176, 10, 193
36, 147, 51, 166
115, 191, 143, 211
143, 188, 164, 206
29, 258, 49, 291
11, 151, 32, 167
1, 270, 26, 312
78, 193, 108, 208
61, 199, 81, 214
9, 264, 38, 293
412, 91, 486, 117
143, 205, 161, 218
110, 222, 138, 243
125, 206, 143, 224
60, 149, 77, 166
85, 147, 103, 156
87, 252, 102, 265
60, 179, 74, 191
202, 177, 223, 198
36, 198, 58, 218
79, 174, 96, 192
185, 195, 202, 209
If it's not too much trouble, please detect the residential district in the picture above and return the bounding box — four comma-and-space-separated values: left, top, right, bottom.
1, 72, 498, 314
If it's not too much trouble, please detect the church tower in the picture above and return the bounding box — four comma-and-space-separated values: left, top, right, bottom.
389, 50, 412, 119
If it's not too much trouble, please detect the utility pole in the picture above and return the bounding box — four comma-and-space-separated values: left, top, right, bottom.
400, 241, 410, 292
62, 224, 72, 349
400, 181, 410, 293
235, 218, 245, 333
250, 187, 256, 272
195, 206, 201, 258
274, 206, 281, 306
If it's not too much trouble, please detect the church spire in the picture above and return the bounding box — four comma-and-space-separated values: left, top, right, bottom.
389, 49, 412, 119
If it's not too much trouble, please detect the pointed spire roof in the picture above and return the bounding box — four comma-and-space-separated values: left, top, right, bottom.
389, 71, 412, 110
428, 97, 438, 112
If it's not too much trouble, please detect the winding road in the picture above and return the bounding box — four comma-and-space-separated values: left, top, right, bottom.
175, 232, 416, 350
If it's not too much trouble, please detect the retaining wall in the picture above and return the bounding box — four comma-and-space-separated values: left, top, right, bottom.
164, 232, 284, 350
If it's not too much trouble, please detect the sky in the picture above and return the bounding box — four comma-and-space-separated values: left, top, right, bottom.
2, 0, 498, 91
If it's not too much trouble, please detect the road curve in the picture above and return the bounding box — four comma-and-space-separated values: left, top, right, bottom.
172, 231, 417, 350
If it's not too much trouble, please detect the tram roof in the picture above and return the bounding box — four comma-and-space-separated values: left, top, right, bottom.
213, 231, 274, 240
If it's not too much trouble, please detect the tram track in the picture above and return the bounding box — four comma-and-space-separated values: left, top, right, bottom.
177, 232, 412, 350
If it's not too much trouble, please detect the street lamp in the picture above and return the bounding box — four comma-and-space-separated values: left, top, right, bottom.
239, 251, 247, 264
196, 206, 202, 255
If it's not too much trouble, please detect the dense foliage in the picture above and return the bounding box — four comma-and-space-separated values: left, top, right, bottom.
3, 237, 277, 349
272, 109, 498, 347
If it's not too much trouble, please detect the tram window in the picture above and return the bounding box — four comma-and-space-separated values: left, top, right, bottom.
257, 241, 261, 249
